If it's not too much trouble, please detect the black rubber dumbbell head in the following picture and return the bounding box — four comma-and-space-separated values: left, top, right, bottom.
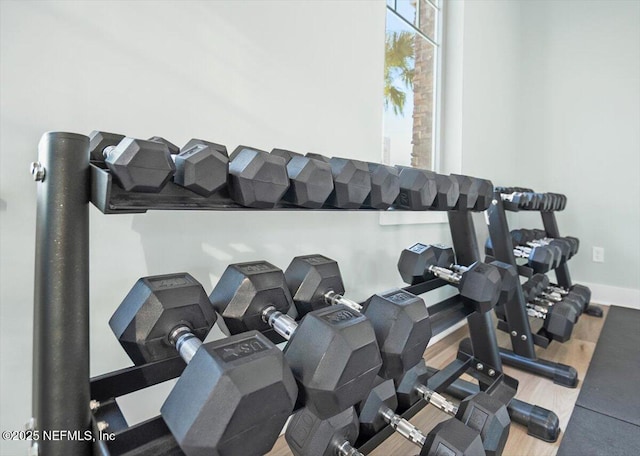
458, 392, 511, 456
363, 289, 432, 380
326, 156, 372, 208
364, 163, 400, 209
104, 137, 176, 192
149, 136, 180, 155
209, 261, 295, 335
544, 303, 576, 342
271, 148, 302, 163
285, 254, 346, 317
162, 330, 298, 456
474, 178, 494, 210
395, 359, 431, 409
109, 273, 217, 365
285, 305, 382, 418
229, 146, 290, 208
451, 174, 480, 210
356, 376, 398, 438
488, 260, 519, 304
184, 138, 229, 158
432, 173, 460, 210
457, 262, 502, 313
285, 406, 360, 456
173, 142, 229, 196
422, 419, 485, 456
527, 246, 555, 273
88, 130, 125, 161
394, 167, 438, 210
279, 153, 334, 208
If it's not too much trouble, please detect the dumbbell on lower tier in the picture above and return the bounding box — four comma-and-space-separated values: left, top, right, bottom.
519, 280, 578, 341
485, 237, 557, 273
394, 360, 510, 456
398, 243, 503, 313
209, 260, 382, 419
108, 273, 298, 456
284, 254, 432, 380
511, 229, 573, 264
529, 273, 591, 310
286, 401, 485, 456
358, 378, 486, 455
285, 253, 511, 455
526, 275, 586, 314
528, 229, 580, 257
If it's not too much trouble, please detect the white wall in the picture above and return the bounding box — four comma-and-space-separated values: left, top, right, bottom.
517, 0, 640, 297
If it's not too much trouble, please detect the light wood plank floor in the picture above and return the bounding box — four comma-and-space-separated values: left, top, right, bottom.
268, 304, 609, 456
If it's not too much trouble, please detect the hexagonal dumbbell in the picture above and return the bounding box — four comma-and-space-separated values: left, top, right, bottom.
148, 136, 229, 196
285, 406, 363, 456
394, 167, 438, 210
209, 260, 382, 419
450, 175, 494, 211
512, 229, 571, 265
88, 131, 175, 192
364, 163, 401, 209
398, 243, 502, 313
530, 273, 590, 311
284, 254, 432, 380
474, 178, 494, 211
395, 361, 510, 456
524, 301, 576, 342
229, 146, 290, 208
451, 175, 481, 210
271, 149, 334, 208
525, 275, 583, 317
357, 377, 486, 455
485, 237, 556, 274
306, 153, 372, 208
108, 273, 297, 456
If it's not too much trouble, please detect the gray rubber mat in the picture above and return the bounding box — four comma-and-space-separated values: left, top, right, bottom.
575, 306, 640, 426
557, 406, 640, 456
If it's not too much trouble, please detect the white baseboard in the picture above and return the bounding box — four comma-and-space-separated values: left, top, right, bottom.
580, 281, 640, 310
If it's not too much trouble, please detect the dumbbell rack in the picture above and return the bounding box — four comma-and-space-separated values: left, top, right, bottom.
484, 191, 601, 390
31, 132, 542, 456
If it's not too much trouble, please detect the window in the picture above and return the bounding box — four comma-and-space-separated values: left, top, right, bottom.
383, 0, 442, 171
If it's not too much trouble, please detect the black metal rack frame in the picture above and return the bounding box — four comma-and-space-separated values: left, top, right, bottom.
31, 132, 550, 456
485, 191, 601, 389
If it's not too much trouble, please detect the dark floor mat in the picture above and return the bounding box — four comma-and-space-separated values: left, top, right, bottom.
557, 406, 640, 456
575, 306, 640, 426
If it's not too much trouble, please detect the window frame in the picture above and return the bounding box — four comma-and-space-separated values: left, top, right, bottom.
380, 0, 463, 226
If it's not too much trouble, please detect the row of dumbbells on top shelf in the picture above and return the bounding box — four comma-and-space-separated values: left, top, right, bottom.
108, 246, 513, 456
89, 130, 493, 211
486, 229, 580, 274
496, 187, 567, 212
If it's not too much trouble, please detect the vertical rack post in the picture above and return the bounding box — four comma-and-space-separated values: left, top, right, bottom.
486, 195, 537, 357
32, 132, 91, 456
447, 210, 503, 372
